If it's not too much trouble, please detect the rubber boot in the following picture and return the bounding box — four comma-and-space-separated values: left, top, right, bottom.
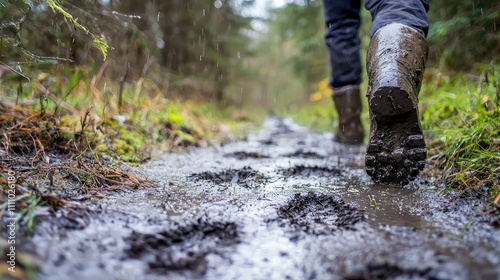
332, 85, 365, 145
365, 23, 429, 185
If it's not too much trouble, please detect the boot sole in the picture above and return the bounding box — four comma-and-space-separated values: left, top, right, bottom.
365, 86, 426, 185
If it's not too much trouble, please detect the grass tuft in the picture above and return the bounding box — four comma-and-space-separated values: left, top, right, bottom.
421, 63, 500, 203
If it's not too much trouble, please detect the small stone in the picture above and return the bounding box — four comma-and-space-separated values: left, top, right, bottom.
410, 168, 419, 177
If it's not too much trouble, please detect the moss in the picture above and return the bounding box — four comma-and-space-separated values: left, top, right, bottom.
95, 144, 108, 153
56, 129, 75, 141
112, 138, 141, 163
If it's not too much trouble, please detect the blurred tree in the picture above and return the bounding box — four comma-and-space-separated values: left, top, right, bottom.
427, 0, 499, 69
1, 0, 255, 102
268, 0, 328, 97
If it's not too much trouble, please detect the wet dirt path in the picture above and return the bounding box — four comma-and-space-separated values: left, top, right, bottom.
29, 117, 499, 280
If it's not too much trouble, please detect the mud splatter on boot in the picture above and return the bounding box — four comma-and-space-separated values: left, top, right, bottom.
365, 23, 429, 185
332, 85, 365, 145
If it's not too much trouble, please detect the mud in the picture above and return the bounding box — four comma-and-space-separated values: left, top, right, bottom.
223, 151, 269, 160
279, 165, 341, 178
13, 116, 500, 280
126, 216, 239, 275
277, 193, 365, 234
282, 149, 326, 159
189, 166, 267, 189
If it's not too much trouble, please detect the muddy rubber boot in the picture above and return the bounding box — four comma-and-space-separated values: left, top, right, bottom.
332, 85, 365, 145
365, 23, 429, 185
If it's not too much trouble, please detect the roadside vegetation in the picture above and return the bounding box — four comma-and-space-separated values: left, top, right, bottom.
421, 64, 500, 203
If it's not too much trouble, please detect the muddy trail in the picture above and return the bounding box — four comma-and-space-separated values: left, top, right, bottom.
24, 117, 499, 279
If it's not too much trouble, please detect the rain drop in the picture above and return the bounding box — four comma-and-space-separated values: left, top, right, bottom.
214, 0, 222, 9
157, 39, 165, 49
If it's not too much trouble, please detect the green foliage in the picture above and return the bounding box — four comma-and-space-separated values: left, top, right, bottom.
427, 0, 500, 69
0, 0, 108, 63
421, 63, 500, 199
268, 1, 328, 94
0, 63, 251, 162
45, 0, 108, 59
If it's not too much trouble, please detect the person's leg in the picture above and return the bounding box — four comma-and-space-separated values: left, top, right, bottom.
323, 0, 364, 145
363, 0, 430, 184
323, 0, 362, 88
365, 0, 429, 37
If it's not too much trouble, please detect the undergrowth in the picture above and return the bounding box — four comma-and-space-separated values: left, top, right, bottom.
421, 63, 500, 203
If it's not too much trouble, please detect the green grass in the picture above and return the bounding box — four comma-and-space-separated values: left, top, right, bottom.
421, 64, 500, 201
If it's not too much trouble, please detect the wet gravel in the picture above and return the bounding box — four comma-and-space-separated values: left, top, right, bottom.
20, 116, 500, 280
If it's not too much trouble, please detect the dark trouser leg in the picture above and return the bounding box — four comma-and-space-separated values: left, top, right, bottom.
365, 0, 430, 38
323, 0, 362, 88
323, 0, 365, 145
